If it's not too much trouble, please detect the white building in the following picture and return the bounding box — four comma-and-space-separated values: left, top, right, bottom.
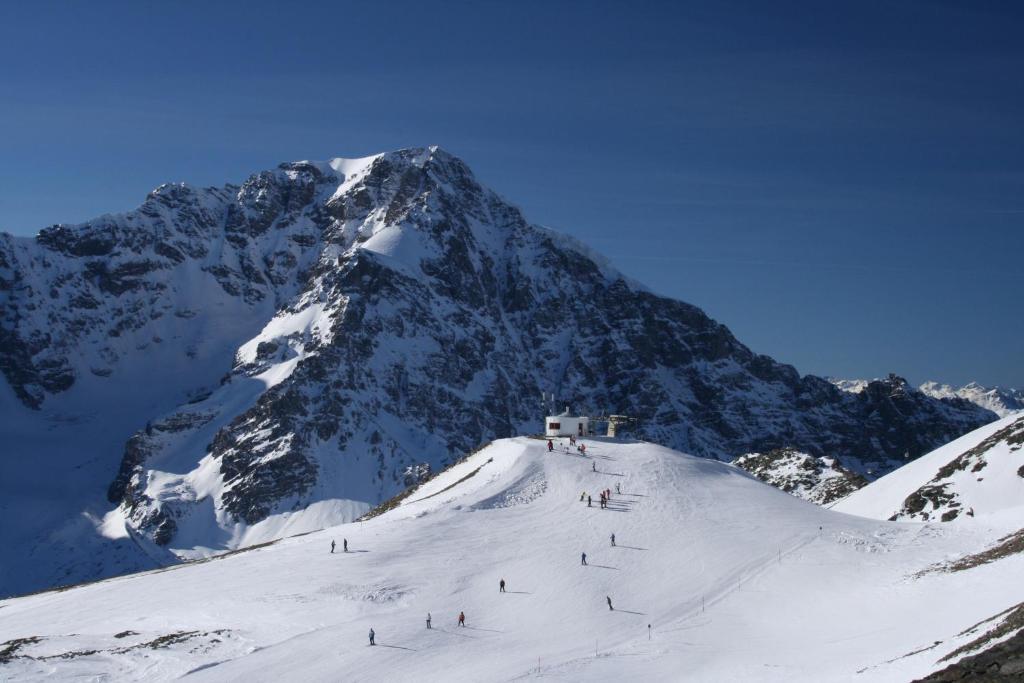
545, 409, 589, 438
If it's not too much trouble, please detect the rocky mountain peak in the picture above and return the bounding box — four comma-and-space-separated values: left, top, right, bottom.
0, 148, 1000, 596
919, 381, 1024, 418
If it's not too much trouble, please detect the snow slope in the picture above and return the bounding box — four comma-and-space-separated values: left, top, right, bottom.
1, 437, 1022, 682
833, 413, 1024, 522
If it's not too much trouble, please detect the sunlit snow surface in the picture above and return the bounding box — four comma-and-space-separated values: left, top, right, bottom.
1, 437, 1021, 682
833, 412, 1024, 521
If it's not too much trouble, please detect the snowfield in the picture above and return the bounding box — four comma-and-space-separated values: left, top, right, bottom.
1, 437, 1022, 682
834, 412, 1024, 522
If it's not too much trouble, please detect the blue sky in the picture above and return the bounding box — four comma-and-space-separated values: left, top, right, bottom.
1, 1, 1021, 387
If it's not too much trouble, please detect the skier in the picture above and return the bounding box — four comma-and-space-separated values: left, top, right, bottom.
343, 538, 348, 553
458, 611, 466, 627
580, 491, 586, 502
369, 628, 376, 645
581, 552, 588, 566
330, 540, 335, 554
547, 439, 553, 452
587, 495, 592, 507
615, 483, 620, 494
499, 578, 506, 593
607, 596, 613, 611
580, 443, 586, 455
592, 461, 596, 472
611, 533, 616, 547
426, 612, 432, 629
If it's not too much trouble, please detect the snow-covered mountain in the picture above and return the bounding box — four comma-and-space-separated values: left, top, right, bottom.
732, 448, 867, 505
833, 413, 1024, 522
919, 381, 1024, 419
828, 377, 872, 394
1, 437, 1022, 681
0, 147, 997, 596
832, 377, 1023, 418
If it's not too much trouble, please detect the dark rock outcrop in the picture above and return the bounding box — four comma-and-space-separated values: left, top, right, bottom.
733, 448, 868, 505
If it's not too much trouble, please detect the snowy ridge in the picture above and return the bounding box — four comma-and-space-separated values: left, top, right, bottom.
919, 381, 1024, 418
1, 437, 1022, 681
828, 377, 873, 394
833, 413, 1024, 522
832, 377, 1024, 418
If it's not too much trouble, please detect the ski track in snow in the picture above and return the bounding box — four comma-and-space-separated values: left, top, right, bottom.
1, 437, 1022, 682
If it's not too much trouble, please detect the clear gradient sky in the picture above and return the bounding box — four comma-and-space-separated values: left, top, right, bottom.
1, 1, 1021, 387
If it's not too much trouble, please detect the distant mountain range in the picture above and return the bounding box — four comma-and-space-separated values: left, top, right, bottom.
918, 382, 1024, 419
830, 378, 1023, 418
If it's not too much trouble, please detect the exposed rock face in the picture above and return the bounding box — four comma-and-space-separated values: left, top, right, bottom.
914, 602, 1024, 682
733, 449, 867, 505
0, 147, 997, 554
917, 629, 1024, 681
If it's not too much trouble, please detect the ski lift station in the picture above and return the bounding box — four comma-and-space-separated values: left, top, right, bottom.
544, 409, 637, 438
545, 409, 590, 438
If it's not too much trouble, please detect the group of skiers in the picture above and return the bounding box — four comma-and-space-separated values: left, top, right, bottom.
330, 538, 349, 553
372, 610, 466, 644
547, 437, 586, 455
370, 579, 517, 644
366, 435, 632, 650
579, 488, 614, 509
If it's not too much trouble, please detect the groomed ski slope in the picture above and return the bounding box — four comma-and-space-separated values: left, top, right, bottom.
1, 437, 1022, 682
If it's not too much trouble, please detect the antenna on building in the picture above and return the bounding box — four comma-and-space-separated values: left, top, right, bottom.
541, 391, 556, 416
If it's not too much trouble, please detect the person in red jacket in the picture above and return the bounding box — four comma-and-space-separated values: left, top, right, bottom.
458, 611, 466, 627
